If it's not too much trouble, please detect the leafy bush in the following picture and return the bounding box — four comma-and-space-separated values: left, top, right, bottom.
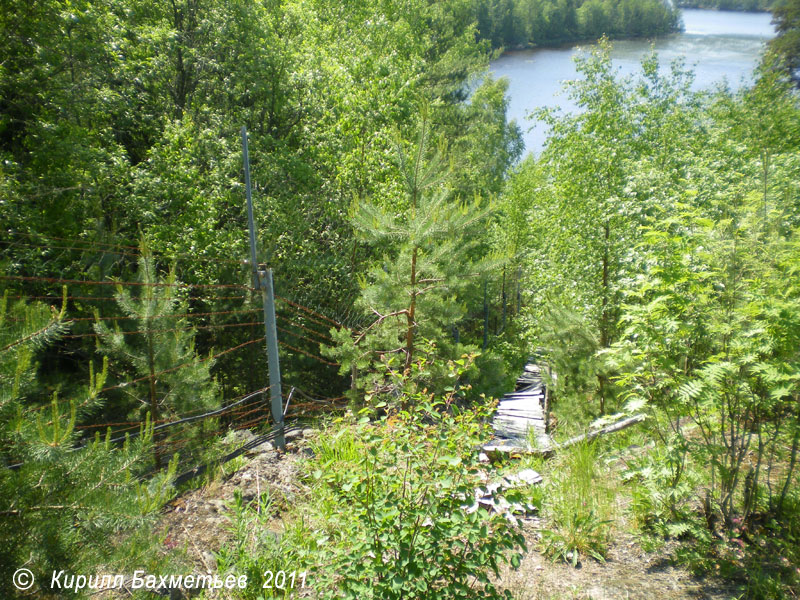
306, 358, 526, 599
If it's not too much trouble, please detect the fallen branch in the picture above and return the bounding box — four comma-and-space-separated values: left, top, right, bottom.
484, 414, 646, 459
557, 414, 647, 449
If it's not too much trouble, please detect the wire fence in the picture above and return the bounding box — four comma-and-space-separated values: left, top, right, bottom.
1, 233, 354, 487
2, 223, 518, 486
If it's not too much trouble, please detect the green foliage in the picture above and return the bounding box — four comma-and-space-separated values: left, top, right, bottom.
769, 0, 800, 83
324, 113, 501, 403
94, 242, 219, 418
577, 58, 800, 597
513, 43, 701, 415
0, 289, 168, 597
622, 436, 702, 535
501, 40, 800, 593
0, 0, 523, 406
305, 360, 525, 599
473, 0, 681, 49
214, 490, 301, 600
94, 241, 219, 466
677, 0, 772, 9
309, 424, 362, 467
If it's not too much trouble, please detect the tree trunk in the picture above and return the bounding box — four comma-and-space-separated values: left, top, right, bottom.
404, 246, 418, 373
147, 332, 162, 468
598, 220, 611, 415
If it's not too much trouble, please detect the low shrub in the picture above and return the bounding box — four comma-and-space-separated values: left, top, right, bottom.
306, 358, 527, 599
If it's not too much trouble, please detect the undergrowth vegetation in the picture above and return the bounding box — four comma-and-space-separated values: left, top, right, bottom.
215, 357, 527, 599
538, 442, 616, 566
2, 0, 799, 596
504, 42, 800, 598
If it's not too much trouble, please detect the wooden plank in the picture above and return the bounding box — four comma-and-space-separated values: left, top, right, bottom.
497, 410, 544, 420
516, 388, 543, 395
493, 422, 545, 436
495, 406, 544, 419
500, 394, 542, 401
494, 417, 545, 428
487, 362, 553, 451
494, 421, 542, 432
497, 402, 544, 411
497, 399, 543, 408
497, 398, 542, 408
497, 396, 542, 406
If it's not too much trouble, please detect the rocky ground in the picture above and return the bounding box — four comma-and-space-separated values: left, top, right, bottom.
156, 430, 308, 576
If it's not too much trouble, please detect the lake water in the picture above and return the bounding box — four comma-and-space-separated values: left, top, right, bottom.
490, 9, 776, 155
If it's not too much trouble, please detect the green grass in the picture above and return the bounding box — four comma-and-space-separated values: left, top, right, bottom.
538, 441, 617, 566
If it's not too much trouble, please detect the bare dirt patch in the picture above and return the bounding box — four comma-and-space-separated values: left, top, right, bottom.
156, 435, 308, 574
500, 522, 741, 600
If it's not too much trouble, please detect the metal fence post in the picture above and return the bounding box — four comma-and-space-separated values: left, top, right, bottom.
242, 126, 260, 289
259, 268, 285, 450
242, 125, 285, 450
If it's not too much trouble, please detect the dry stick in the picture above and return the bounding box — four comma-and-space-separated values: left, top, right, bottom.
551, 413, 646, 449
485, 414, 647, 457
256, 462, 261, 515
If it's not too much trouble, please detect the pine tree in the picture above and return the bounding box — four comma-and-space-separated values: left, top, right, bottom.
94, 241, 218, 466
0, 289, 171, 597
324, 111, 497, 403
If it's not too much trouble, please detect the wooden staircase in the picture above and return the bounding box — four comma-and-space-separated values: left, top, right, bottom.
484, 362, 553, 454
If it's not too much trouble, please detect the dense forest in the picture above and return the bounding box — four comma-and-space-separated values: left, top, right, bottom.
2, 0, 800, 598
474, 0, 681, 48
677, 0, 772, 11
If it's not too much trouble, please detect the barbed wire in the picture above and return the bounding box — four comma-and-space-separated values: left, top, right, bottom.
275, 294, 345, 329
7, 294, 256, 304
4, 308, 259, 324
25, 338, 265, 421
1, 274, 255, 291
276, 324, 333, 349
278, 340, 339, 366
77, 387, 273, 447
97, 338, 262, 395
62, 321, 265, 339
2, 231, 250, 268
283, 380, 348, 404
1, 239, 142, 259
276, 314, 335, 343
2, 238, 365, 486
73, 395, 268, 438
4, 231, 142, 252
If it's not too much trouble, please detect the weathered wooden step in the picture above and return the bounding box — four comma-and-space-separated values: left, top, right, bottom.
498, 398, 543, 406
493, 420, 545, 437
494, 415, 545, 425
503, 389, 544, 397
501, 393, 544, 401
486, 361, 553, 452
497, 409, 544, 420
